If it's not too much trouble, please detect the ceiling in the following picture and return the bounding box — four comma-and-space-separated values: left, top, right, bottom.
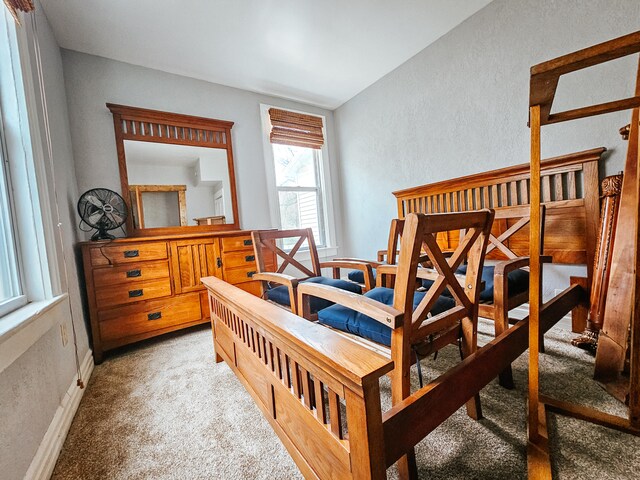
40, 0, 491, 109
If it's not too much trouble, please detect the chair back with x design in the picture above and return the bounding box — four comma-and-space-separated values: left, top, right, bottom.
485, 205, 546, 262
253, 228, 321, 279
388, 210, 494, 405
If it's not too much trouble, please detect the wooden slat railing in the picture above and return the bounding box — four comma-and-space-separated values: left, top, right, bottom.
203, 276, 393, 480
393, 148, 605, 274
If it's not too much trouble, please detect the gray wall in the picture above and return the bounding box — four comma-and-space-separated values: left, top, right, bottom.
0, 3, 88, 479
61, 50, 343, 244
334, 0, 640, 298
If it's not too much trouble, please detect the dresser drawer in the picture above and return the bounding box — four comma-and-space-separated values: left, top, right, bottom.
95, 278, 171, 309
89, 242, 168, 266
98, 293, 202, 342
224, 265, 259, 285
222, 250, 258, 269
93, 260, 170, 287
220, 235, 253, 252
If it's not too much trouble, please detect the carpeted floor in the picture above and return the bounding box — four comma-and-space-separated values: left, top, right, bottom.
51, 320, 639, 479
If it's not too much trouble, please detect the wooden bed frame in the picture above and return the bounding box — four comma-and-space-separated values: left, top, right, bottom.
202, 271, 576, 479
393, 148, 605, 335
527, 31, 640, 478
393, 148, 604, 272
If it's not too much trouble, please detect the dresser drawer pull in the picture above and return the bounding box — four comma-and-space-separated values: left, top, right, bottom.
126, 269, 141, 278
247, 271, 256, 278
216, 257, 222, 268
129, 289, 143, 298
147, 312, 162, 321
245, 255, 255, 262
243, 239, 252, 246
124, 250, 139, 258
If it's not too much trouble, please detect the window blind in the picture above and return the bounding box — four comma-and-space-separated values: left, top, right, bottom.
3, 0, 34, 24
268, 108, 324, 149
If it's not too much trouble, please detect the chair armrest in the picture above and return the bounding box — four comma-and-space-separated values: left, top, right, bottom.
252, 272, 299, 289
494, 255, 553, 276
333, 257, 384, 268
321, 260, 375, 291
297, 282, 404, 328
378, 265, 469, 286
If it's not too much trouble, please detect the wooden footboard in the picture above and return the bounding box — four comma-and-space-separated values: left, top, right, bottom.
203, 276, 581, 479
203, 275, 393, 479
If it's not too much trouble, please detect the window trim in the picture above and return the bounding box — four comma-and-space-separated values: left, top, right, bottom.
260, 103, 337, 252
0, 7, 57, 317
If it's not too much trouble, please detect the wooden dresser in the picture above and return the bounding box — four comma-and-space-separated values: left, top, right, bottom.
80, 230, 274, 363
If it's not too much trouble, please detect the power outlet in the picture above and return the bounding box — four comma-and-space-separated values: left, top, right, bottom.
60, 323, 68, 347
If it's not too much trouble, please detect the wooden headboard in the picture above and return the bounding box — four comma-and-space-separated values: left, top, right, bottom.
393, 148, 605, 278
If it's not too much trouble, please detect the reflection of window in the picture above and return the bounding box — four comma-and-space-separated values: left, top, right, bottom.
262, 106, 334, 251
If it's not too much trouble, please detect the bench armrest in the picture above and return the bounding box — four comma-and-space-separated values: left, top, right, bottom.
297, 282, 404, 328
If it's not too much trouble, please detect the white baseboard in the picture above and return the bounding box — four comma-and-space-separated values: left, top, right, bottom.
25, 349, 94, 480
508, 305, 573, 331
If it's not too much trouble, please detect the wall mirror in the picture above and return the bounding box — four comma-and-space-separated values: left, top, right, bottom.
108, 103, 240, 236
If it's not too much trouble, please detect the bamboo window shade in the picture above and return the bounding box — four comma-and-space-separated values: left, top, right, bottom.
268, 108, 324, 149
3, 0, 34, 23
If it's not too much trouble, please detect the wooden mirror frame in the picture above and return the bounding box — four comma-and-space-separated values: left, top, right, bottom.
107, 103, 240, 236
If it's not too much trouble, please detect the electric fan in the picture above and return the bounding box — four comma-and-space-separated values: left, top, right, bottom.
77, 188, 128, 241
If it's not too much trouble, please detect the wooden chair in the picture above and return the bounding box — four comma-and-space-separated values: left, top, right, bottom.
251, 228, 375, 316
298, 211, 494, 428
470, 205, 551, 387
334, 218, 405, 288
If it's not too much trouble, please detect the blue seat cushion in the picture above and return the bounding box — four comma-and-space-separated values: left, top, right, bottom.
348, 269, 377, 284
318, 287, 456, 347
422, 265, 529, 303
266, 276, 362, 313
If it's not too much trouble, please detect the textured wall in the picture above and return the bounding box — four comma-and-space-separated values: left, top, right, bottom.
0, 3, 88, 478
61, 51, 343, 243
334, 0, 640, 297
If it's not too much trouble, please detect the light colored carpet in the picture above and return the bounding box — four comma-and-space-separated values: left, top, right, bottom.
52, 320, 639, 479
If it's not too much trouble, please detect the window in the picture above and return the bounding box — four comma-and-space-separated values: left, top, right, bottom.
273, 144, 326, 248
0, 5, 55, 323
0, 121, 25, 317
261, 105, 335, 252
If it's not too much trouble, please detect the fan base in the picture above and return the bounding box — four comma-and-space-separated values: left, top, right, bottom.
91, 229, 116, 241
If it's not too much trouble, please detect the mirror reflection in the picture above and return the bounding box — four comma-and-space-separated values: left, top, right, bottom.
124, 140, 233, 229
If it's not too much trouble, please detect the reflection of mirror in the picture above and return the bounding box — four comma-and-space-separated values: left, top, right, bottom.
129, 184, 187, 228
107, 103, 240, 235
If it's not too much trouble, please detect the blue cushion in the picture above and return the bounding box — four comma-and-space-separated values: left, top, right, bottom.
422, 265, 529, 303
266, 276, 362, 314
318, 287, 456, 346
348, 269, 377, 284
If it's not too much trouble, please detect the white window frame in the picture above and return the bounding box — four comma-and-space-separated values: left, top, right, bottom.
260, 103, 338, 256
0, 7, 59, 331
0, 113, 27, 317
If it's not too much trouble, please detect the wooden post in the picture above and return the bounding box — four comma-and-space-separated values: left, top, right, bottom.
391, 214, 422, 480
345, 382, 387, 480
529, 104, 542, 444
